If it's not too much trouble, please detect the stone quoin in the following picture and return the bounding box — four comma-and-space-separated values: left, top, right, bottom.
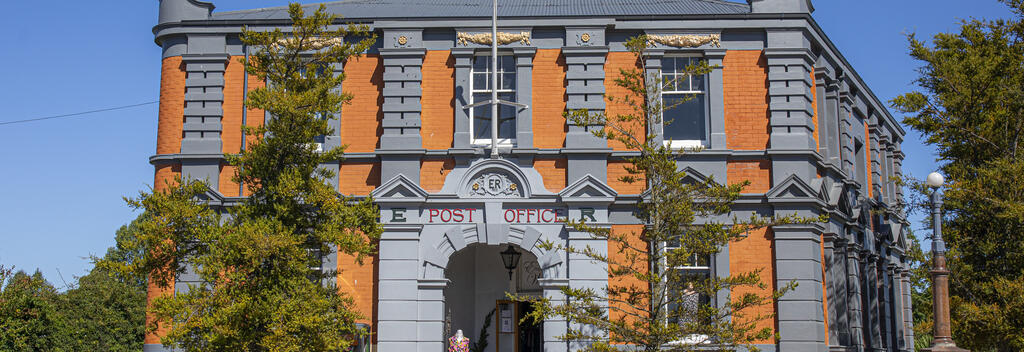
147, 0, 913, 351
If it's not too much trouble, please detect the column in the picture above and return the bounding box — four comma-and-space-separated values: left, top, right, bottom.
180, 35, 230, 186
846, 244, 865, 351
539, 278, 570, 352
379, 35, 426, 183
452, 48, 475, 150
823, 234, 840, 348
878, 254, 893, 351
838, 78, 855, 177
900, 268, 915, 351
834, 239, 853, 348
514, 47, 536, 149
867, 114, 883, 201
864, 252, 883, 352
706, 49, 727, 149
377, 224, 423, 351
562, 38, 610, 184
774, 225, 827, 352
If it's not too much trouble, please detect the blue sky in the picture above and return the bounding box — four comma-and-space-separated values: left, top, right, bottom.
0, 1, 1014, 285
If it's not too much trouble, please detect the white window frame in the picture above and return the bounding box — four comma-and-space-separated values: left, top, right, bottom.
660, 55, 709, 149
469, 54, 517, 146
663, 241, 712, 333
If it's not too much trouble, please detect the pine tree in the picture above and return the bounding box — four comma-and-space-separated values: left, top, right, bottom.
518, 36, 819, 352
99, 4, 381, 351
891, 1, 1024, 350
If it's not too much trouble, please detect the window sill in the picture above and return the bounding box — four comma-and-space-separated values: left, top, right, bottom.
663, 140, 706, 149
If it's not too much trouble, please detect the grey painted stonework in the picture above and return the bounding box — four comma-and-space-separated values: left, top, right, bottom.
149, 0, 912, 351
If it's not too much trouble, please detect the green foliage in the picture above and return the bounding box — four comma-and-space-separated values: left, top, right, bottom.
0, 231, 148, 352
518, 35, 822, 352
0, 269, 61, 351
891, 1, 1024, 350
469, 309, 495, 352
99, 4, 381, 352
55, 265, 146, 352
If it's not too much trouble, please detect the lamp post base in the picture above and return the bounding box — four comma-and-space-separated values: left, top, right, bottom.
922, 341, 969, 352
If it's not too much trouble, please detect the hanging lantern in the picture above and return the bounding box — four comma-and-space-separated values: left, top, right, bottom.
499, 245, 521, 280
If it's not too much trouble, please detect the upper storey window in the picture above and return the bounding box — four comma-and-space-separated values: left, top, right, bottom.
660, 56, 708, 148
470, 55, 517, 146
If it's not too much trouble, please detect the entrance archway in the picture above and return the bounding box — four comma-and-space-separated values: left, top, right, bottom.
443, 244, 543, 352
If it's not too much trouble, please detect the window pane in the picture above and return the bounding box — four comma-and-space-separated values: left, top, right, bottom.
472, 92, 517, 141
675, 57, 690, 74
690, 73, 705, 92
663, 94, 706, 142
473, 73, 487, 91
502, 72, 516, 90
500, 56, 515, 73
472, 92, 492, 140
473, 56, 488, 72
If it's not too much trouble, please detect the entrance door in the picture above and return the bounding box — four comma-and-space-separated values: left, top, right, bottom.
516, 302, 542, 352
494, 301, 542, 352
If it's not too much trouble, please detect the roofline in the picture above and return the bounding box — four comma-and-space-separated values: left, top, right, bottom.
153, 11, 904, 137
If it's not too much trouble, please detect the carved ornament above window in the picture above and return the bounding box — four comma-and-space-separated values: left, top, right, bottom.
646, 34, 721, 48
457, 31, 532, 46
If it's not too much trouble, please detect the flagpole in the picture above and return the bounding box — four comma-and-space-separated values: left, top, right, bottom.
490, 0, 499, 158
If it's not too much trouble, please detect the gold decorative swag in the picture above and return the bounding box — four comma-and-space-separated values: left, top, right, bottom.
457, 31, 532, 46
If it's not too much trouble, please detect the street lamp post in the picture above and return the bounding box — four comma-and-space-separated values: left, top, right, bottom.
922, 172, 968, 352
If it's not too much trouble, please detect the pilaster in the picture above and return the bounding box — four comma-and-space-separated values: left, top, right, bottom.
838, 78, 855, 177
180, 35, 230, 187
867, 114, 882, 201
376, 224, 424, 351
514, 47, 537, 149
379, 40, 427, 183
846, 244, 865, 351
773, 224, 827, 352
900, 269, 915, 352
562, 43, 610, 184
765, 29, 817, 183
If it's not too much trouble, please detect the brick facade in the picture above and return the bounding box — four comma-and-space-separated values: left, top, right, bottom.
150, 2, 910, 351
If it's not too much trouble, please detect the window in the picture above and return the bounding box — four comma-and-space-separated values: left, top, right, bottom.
470, 55, 517, 145
661, 56, 708, 148
665, 239, 712, 327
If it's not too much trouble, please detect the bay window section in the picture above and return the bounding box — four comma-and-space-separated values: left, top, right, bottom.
661, 56, 708, 148
470, 55, 517, 146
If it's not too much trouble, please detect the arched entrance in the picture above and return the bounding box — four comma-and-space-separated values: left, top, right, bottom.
443, 243, 544, 352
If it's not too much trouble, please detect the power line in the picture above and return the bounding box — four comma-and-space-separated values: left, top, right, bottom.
0, 101, 158, 126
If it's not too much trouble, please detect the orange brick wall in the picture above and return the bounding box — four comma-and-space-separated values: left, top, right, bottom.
533, 49, 568, 148
533, 158, 567, 192
605, 52, 645, 151
730, 227, 777, 341
727, 160, 772, 193
726, 157, 776, 341
421, 50, 455, 149
341, 55, 383, 153
218, 56, 245, 197
420, 158, 456, 192
146, 164, 180, 345
607, 160, 645, 194
810, 69, 820, 151
723, 51, 770, 150
339, 162, 381, 196
338, 253, 378, 334
607, 225, 649, 328
157, 57, 185, 155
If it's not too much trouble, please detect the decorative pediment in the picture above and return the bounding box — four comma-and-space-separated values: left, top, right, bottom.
464, 171, 524, 198
766, 174, 820, 199
679, 167, 720, 187
559, 174, 617, 203
372, 175, 429, 200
